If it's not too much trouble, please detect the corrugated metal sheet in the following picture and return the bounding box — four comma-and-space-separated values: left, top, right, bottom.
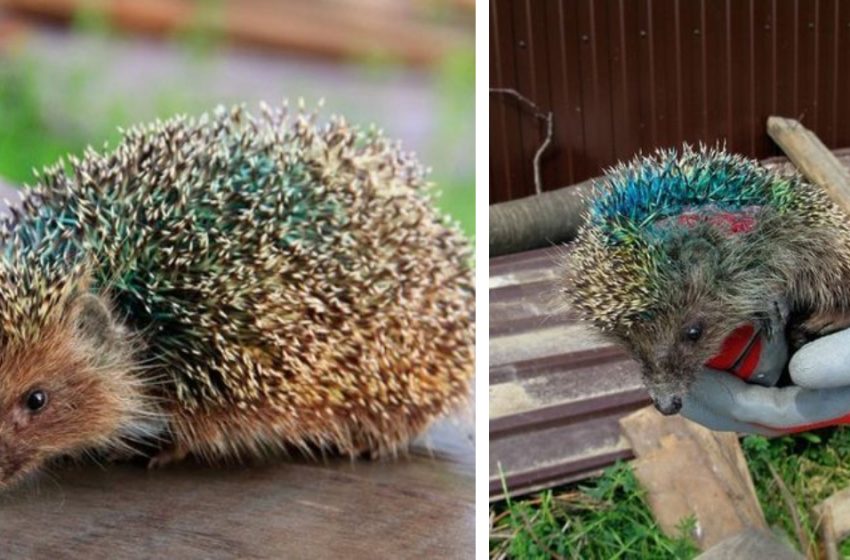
490, 0, 850, 203
489, 150, 850, 498
489, 246, 645, 498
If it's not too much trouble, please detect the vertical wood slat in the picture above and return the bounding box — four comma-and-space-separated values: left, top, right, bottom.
796, 0, 818, 130
510, 0, 543, 196
839, 1, 850, 148
728, 0, 753, 154
752, 0, 776, 156
577, 0, 615, 178
490, 0, 524, 202
678, 0, 704, 147
490, 0, 850, 204
607, 0, 641, 164
819, 0, 839, 146
650, 0, 674, 149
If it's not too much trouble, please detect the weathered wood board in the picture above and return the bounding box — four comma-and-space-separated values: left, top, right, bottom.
4, 0, 469, 66
620, 407, 766, 550
695, 529, 803, 560
815, 486, 850, 560
0, 413, 474, 559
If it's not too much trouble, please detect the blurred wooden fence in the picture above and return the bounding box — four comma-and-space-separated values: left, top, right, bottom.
5, 0, 472, 66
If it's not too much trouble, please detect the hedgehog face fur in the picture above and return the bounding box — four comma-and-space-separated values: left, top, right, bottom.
563, 146, 850, 414
599, 222, 782, 414
0, 290, 160, 487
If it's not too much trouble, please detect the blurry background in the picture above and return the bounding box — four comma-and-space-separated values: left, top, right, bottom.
0, 0, 474, 238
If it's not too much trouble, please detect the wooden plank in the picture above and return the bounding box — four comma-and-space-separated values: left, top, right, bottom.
488, 178, 596, 257
0, 413, 474, 558
695, 529, 804, 560
5, 0, 465, 66
814, 486, 850, 560
767, 115, 850, 216
620, 407, 766, 550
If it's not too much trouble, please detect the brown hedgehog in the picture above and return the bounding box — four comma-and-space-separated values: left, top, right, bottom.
562, 146, 850, 414
0, 103, 474, 487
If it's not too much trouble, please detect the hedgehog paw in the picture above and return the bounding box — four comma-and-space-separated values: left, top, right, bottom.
800, 309, 850, 337
147, 445, 189, 470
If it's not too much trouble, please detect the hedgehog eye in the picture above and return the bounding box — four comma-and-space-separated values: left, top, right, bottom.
24, 389, 48, 412
684, 324, 703, 342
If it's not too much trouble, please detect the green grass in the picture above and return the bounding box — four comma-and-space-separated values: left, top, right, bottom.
0, 50, 474, 239
0, 62, 94, 185
435, 182, 475, 240
491, 429, 850, 558
430, 47, 475, 239
743, 428, 850, 557
490, 462, 699, 560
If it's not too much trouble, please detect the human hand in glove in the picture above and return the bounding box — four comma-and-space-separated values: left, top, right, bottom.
682, 311, 850, 435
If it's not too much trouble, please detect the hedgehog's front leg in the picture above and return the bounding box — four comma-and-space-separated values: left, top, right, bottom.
799, 308, 850, 337
147, 443, 190, 469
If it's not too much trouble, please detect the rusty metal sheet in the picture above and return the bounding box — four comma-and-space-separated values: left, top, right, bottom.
489, 246, 648, 499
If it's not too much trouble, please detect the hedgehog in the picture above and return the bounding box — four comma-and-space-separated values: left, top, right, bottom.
0, 102, 474, 488
562, 145, 850, 415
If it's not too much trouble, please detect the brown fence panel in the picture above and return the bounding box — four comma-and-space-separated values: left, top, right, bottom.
490, 0, 850, 204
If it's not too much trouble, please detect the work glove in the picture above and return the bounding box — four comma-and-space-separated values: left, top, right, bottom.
681, 307, 850, 435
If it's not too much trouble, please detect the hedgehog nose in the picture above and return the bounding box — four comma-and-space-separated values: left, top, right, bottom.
654, 395, 683, 415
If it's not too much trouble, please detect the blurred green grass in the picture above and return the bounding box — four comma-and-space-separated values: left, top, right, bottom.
431, 48, 475, 239
0, 61, 89, 185
0, 43, 474, 240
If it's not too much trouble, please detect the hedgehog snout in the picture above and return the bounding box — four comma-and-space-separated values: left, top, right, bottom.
652, 394, 683, 415
644, 375, 688, 415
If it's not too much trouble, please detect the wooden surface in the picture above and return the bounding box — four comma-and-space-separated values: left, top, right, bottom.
815, 486, 850, 560
491, 1, 850, 204
695, 529, 804, 560
620, 407, 766, 551
767, 116, 850, 217
489, 176, 596, 257
5, 0, 469, 66
0, 413, 474, 559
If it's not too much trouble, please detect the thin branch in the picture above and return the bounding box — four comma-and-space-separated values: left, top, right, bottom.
490, 87, 554, 195
767, 463, 815, 559
514, 507, 567, 560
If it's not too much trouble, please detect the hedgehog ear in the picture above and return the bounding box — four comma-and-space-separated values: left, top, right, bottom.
73, 293, 121, 349
679, 237, 716, 261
